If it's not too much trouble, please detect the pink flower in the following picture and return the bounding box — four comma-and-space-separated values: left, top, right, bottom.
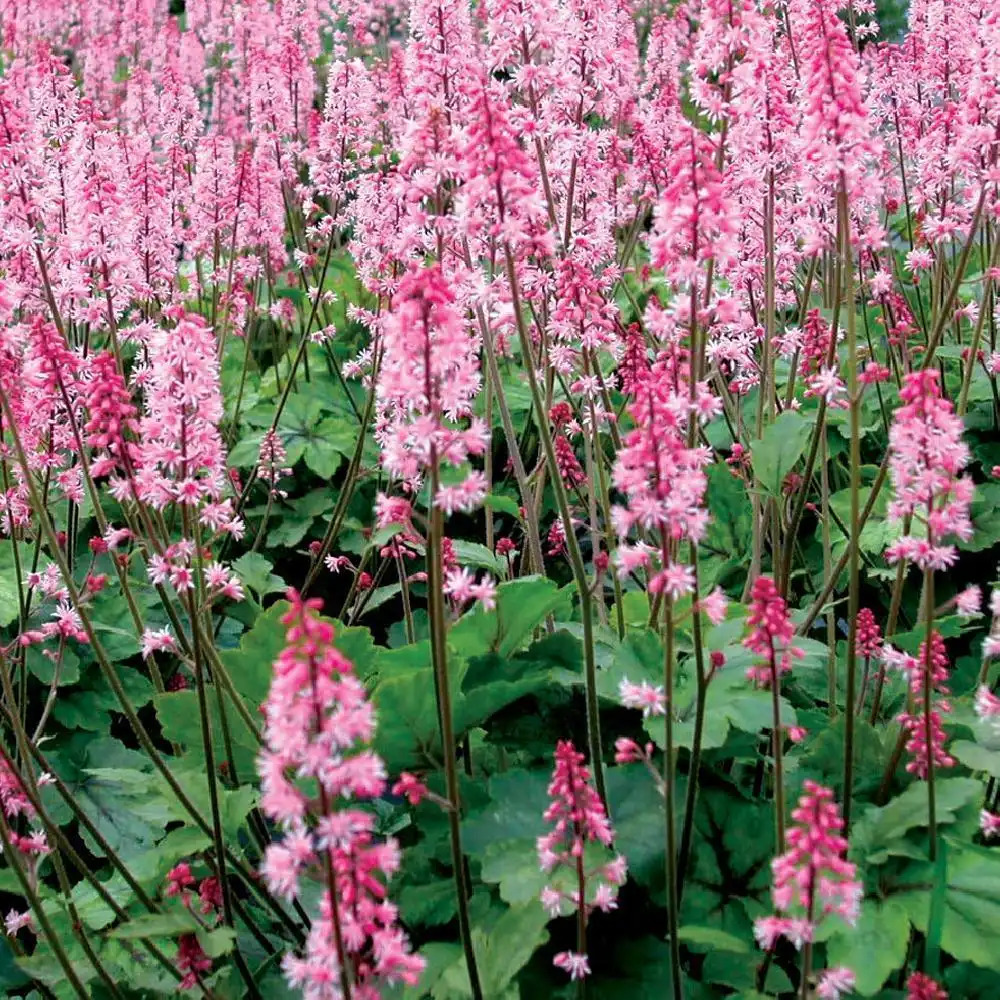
134, 313, 227, 510
3, 910, 31, 936
165, 862, 195, 899
754, 782, 861, 952
975, 685, 1000, 730
906, 972, 948, 1000
896, 632, 955, 779
905, 248, 935, 274
753, 915, 791, 950
614, 737, 653, 765
649, 562, 696, 600
84, 351, 139, 477
377, 264, 482, 486
980, 811, 1000, 840
392, 773, 428, 806
258, 590, 422, 996
806, 366, 847, 406
176, 934, 212, 990
539, 742, 625, 978
553, 952, 591, 981
141, 628, 175, 660
618, 679, 666, 717
744, 577, 804, 686
855, 608, 883, 658
954, 585, 982, 618
443, 568, 496, 610
257, 430, 292, 499
699, 587, 729, 625
817, 966, 856, 1000
885, 370, 972, 571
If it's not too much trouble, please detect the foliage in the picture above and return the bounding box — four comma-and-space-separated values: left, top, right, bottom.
0, 1, 995, 999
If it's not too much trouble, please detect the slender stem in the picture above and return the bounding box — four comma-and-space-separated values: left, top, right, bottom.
839, 184, 861, 830
503, 243, 607, 807
428, 459, 483, 1000
798, 866, 817, 1000
923, 564, 938, 861
770, 643, 787, 854
663, 595, 683, 1000
677, 546, 707, 893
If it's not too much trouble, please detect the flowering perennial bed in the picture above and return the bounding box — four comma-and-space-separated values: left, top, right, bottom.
0, 1, 997, 999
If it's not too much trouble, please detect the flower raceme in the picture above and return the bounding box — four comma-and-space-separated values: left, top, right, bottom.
376, 263, 487, 514
890, 632, 956, 780
885, 369, 973, 572
744, 576, 804, 687
258, 590, 423, 998
538, 741, 627, 981
754, 781, 861, 952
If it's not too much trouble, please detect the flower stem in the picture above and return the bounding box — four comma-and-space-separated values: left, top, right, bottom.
428, 461, 483, 1000
838, 184, 861, 830
923, 564, 938, 861
504, 244, 607, 808
770, 643, 787, 855
663, 595, 684, 1000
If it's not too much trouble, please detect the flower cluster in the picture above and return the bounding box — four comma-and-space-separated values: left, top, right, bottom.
744, 576, 804, 686
538, 741, 627, 981
885, 370, 973, 571
754, 781, 861, 951
892, 632, 956, 780
258, 590, 423, 997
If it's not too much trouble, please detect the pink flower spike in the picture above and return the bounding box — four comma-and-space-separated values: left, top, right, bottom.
755, 782, 861, 954
257, 590, 422, 995
906, 972, 948, 1000
744, 576, 803, 686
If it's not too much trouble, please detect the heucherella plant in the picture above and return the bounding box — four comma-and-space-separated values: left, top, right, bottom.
0, 0, 998, 998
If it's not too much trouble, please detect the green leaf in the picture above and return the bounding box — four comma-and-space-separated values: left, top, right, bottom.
463, 770, 549, 859
952, 740, 1000, 780
232, 552, 286, 598
449, 576, 573, 659
218, 601, 288, 705
155, 689, 259, 778
682, 789, 772, 938
397, 881, 457, 928
586, 937, 693, 999
478, 837, 545, 904
703, 463, 752, 560
107, 912, 200, 940
197, 927, 237, 958
896, 841, 1000, 971
48, 737, 169, 860
449, 540, 504, 574
25, 646, 80, 686
752, 410, 814, 495
851, 778, 981, 864
52, 664, 153, 732
677, 926, 750, 953
0, 543, 26, 627
607, 763, 674, 892
433, 904, 550, 999
372, 664, 441, 772
483, 494, 521, 520
826, 900, 910, 995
